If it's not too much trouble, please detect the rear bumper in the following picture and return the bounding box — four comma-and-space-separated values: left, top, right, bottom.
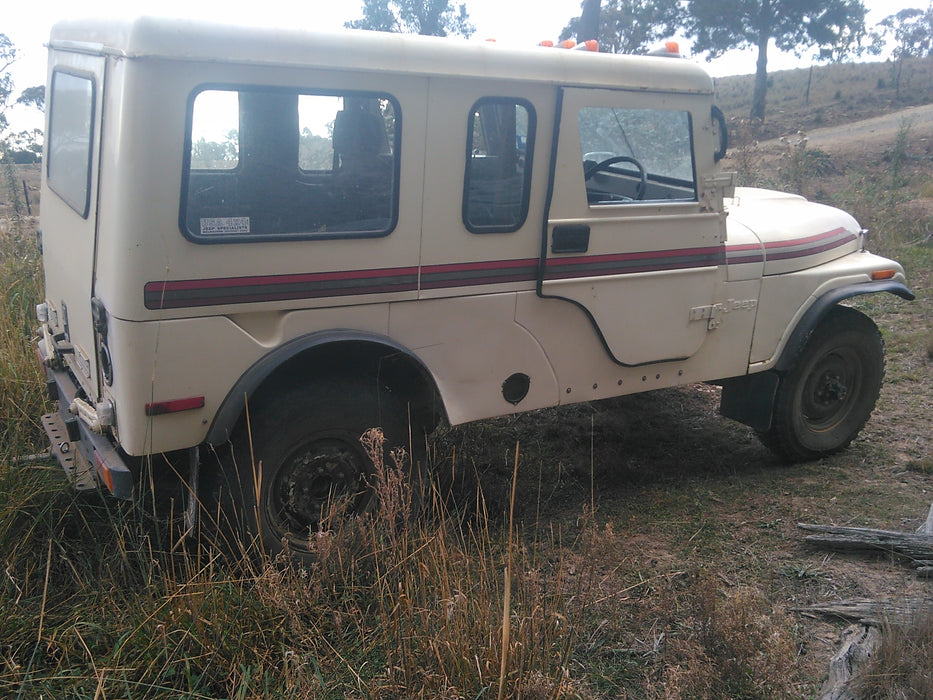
39, 347, 133, 500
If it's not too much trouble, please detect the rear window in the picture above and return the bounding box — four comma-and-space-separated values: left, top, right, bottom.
182, 86, 400, 242
47, 71, 96, 218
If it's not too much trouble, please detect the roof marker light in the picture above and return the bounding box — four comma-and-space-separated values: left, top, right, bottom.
649, 41, 683, 57
574, 39, 599, 52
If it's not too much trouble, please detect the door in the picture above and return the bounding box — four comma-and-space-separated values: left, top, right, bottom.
41, 52, 106, 398
539, 87, 725, 366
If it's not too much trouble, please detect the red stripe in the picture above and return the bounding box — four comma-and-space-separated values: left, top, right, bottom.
546, 245, 722, 267
148, 266, 420, 292
762, 227, 848, 249
423, 258, 538, 274
726, 243, 761, 253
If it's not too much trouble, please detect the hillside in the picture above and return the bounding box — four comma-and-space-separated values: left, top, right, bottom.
715, 56, 933, 139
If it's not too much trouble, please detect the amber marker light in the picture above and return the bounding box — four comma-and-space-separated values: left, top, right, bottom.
665, 41, 680, 54
145, 396, 205, 416
871, 269, 897, 281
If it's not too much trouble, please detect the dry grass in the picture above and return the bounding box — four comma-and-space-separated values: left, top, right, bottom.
852, 606, 933, 698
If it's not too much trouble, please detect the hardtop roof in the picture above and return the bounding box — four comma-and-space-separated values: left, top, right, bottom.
48, 16, 714, 95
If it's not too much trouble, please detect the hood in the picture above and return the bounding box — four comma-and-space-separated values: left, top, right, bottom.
724, 187, 863, 278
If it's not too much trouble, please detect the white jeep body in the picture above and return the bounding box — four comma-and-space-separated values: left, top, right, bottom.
36, 18, 911, 540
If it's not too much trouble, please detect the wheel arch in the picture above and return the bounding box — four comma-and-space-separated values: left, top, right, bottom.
205, 330, 445, 445
720, 280, 912, 431
774, 280, 912, 373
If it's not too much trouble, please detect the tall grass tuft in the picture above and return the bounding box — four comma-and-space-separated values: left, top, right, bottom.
852, 606, 933, 699
0, 214, 47, 455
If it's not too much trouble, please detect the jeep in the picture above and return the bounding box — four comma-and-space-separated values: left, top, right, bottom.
36, 17, 913, 557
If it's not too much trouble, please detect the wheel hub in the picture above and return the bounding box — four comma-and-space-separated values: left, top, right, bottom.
802, 351, 859, 428
273, 437, 365, 536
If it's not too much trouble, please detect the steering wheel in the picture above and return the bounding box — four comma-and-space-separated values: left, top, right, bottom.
583, 155, 648, 200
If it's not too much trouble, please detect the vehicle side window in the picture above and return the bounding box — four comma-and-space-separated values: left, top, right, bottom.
463, 98, 535, 233
47, 71, 95, 218
578, 107, 696, 205
182, 87, 400, 241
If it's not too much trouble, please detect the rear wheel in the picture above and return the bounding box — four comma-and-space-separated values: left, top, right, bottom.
758, 306, 884, 463
213, 378, 421, 559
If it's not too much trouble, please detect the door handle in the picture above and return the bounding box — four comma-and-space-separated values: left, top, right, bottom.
551, 224, 590, 253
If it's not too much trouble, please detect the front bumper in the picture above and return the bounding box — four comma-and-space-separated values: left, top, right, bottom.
39, 345, 133, 499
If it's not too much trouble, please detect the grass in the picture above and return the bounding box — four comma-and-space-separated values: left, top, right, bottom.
0, 420, 803, 697
2, 65, 933, 696
852, 606, 933, 699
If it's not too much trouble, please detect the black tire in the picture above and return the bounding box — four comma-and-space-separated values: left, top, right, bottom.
758, 306, 884, 463
213, 378, 421, 559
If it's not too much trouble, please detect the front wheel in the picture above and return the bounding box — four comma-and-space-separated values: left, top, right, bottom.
758, 306, 884, 463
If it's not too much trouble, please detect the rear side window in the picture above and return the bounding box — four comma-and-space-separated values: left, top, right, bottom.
47, 71, 95, 218
182, 87, 400, 241
463, 98, 535, 233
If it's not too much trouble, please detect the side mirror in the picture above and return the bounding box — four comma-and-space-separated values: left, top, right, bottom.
712, 105, 728, 162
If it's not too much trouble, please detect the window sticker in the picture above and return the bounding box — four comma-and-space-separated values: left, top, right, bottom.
200, 217, 251, 235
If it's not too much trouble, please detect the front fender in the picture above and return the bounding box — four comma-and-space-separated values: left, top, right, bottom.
720, 280, 913, 431
774, 280, 914, 373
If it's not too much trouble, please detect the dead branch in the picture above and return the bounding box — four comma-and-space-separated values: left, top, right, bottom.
817, 624, 880, 700
798, 522, 933, 565
796, 598, 933, 627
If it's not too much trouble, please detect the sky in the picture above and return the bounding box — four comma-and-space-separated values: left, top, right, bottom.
1, 0, 924, 132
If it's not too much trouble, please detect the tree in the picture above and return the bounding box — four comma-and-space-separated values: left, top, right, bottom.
686, 0, 869, 121
346, 0, 475, 38
577, 0, 602, 43
1, 34, 45, 152
0, 33, 16, 136
875, 6, 933, 98
561, 0, 684, 55
16, 85, 45, 112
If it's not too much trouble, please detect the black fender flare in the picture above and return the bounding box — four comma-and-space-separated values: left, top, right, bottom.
205, 329, 439, 445
719, 280, 913, 431
774, 280, 914, 373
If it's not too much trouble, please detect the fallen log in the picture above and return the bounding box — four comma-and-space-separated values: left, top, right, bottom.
817, 624, 880, 700
796, 598, 933, 627
798, 522, 933, 564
